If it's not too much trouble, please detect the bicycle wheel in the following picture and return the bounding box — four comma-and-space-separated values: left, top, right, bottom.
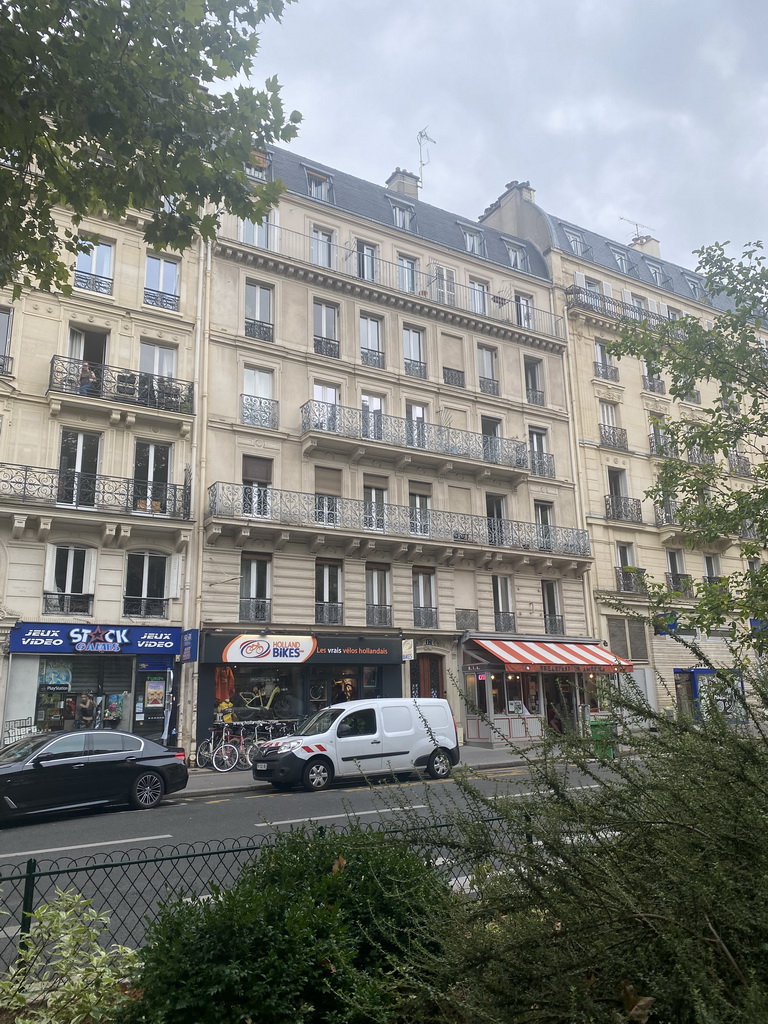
212, 742, 239, 772
246, 742, 262, 767
196, 739, 213, 769
236, 743, 252, 771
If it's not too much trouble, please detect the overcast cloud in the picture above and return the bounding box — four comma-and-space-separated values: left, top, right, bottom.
254, 0, 768, 271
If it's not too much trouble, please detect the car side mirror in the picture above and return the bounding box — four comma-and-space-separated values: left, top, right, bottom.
32, 752, 53, 765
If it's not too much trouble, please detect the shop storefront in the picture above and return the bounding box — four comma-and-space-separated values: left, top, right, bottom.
461, 636, 632, 746
197, 632, 404, 744
5, 622, 182, 742
674, 667, 745, 721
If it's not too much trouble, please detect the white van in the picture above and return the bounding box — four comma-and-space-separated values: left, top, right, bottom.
251, 698, 460, 791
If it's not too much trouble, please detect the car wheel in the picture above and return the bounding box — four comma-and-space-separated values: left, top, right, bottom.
426, 748, 452, 780
302, 757, 333, 792
130, 771, 164, 810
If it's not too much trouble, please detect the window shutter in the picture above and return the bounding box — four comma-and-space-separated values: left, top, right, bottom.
315, 466, 342, 496
621, 289, 633, 304
408, 479, 433, 496
627, 620, 648, 662
602, 282, 613, 299
165, 554, 182, 599
363, 473, 388, 490
647, 299, 658, 314
657, 302, 668, 317
606, 616, 629, 659
242, 456, 272, 483
83, 548, 97, 594
574, 272, 586, 289
43, 545, 57, 592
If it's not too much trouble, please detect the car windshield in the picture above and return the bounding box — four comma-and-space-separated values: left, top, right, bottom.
295, 707, 345, 735
0, 734, 52, 765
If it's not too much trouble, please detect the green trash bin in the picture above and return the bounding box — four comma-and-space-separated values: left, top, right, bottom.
589, 720, 614, 759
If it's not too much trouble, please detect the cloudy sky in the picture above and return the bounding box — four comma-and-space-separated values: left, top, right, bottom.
253, 0, 768, 271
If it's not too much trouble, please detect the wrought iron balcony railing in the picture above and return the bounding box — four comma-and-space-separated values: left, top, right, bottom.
367, 603, 392, 627
649, 433, 679, 458
494, 610, 516, 632
0, 463, 192, 518
300, 401, 529, 471
43, 593, 94, 615
605, 495, 643, 522
361, 348, 385, 369
123, 597, 168, 618
414, 606, 439, 629
594, 361, 619, 382
728, 452, 752, 477
682, 389, 701, 404
455, 608, 478, 630
244, 318, 273, 342
225, 222, 564, 340
49, 356, 194, 414
314, 336, 340, 358
479, 376, 500, 396
529, 451, 555, 478
567, 286, 686, 337
544, 615, 565, 635
241, 395, 279, 429
688, 446, 716, 465
614, 567, 647, 594
655, 501, 680, 527
404, 358, 427, 378
526, 388, 545, 406
443, 367, 465, 387
702, 575, 724, 585
74, 271, 113, 295
666, 572, 694, 597
315, 602, 344, 625
0, 354, 13, 377
240, 598, 272, 623
599, 424, 628, 450
643, 375, 666, 394
143, 288, 180, 311
208, 483, 592, 557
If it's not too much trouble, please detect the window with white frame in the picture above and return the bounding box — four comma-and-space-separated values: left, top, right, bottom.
315, 561, 342, 623
0, 307, 12, 368
409, 486, 431, 536
397, 254, 417, 293
505, 243, 528, 270
599, 400, 617, 426
469, 279, 488, 315
595, 339, 613, 368
704, 553, 720, 582
432, 265, 456, 305
647, 262, 663, 285
357, 241, 377, 281
242, 455, 273, 517
364, 477, 387, 532
139, 340, 176, 378
366, 564, 391, 625
240, 555, 271, 622
124, 552, 174, 617
239, 212, 276, 250
492, 575, 513, 620
515, 292, 533, 328
462, 228, 483, 255
242, 367, 276, 428
313, 300, 339, 357
477, 345, 497, 386
144, 255, 179, 310
524, 357, 543, 403
244, 281, 273, 340
311, 227, 334, 268
44, 545, 96, 614
392, 205, 413, 230
360, 314, 383, 367
541, 579, 561, 631
564, 230, 585, 256
610, 248, 630, 273
306, 171, 331, 202
412, 568, 437, 627
403, 327, 424, 372
75, 241, 113, 292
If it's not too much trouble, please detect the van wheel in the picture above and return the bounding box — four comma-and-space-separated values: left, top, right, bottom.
426, 748, 452, 780
302, 758, 333, 791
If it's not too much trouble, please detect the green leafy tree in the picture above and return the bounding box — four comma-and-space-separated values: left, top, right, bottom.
604, 242, 768, 662
0, 0, 302, 297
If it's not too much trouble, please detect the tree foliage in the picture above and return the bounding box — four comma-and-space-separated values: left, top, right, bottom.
605, 242, 768, 658
0, 0, 302, 296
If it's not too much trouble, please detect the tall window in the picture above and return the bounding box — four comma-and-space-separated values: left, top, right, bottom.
144, 256, 179, 310
492, 575, 514, 631
58, 429, 100, 507
469, 279, 488, 315
361, 392, 384, 440
611, 248, 630, 273
704, 553, 720, 583
360, 314, 383, 368
134, 440, 171, 514
240, 556, 271, 622
433, 265, 456, 305
242, 455, 273, 517
515, 292, 533, 328
312, 382, 339, 432
397, 255, 417, 293
311, 227, 333, 268
477, 345, 498, 394
244, 282, 273, 341
599, 400, 617, 427
314, 466, 342, 526
75, 241, 113, 293
409, 488, 431, 536
524, 357, 543, 403
403, 327, 425, 376
363, 478, 387, 532
405, 401, 427, 448
366, 564, 391, 626
0, 307, 11, 362
412, 569, 437, 628
529, 428, 551, 476
240, 213, 275, 250
315, 561, 343, 624
44, 546, 95, 614
313, 301, 339, 358
541, 580, 562, 634
357, 241, 377, 281
534, 501, 553, 549
242, 368, 276, 428
124, 552, 169, 617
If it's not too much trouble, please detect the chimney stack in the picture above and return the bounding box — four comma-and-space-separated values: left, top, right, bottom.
629, 234, 661, 258
386, 167, 420, 200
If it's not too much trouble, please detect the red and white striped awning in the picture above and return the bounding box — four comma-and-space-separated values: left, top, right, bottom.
473, 638, 632, 672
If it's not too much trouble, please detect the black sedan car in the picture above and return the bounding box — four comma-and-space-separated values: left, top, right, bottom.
0, 730, 188, 822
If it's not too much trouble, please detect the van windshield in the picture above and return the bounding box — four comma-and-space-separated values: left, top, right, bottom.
295, 708, 346, 736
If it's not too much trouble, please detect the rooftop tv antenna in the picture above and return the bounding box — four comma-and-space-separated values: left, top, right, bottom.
417, 127, 436, 186
620, 215, 655, 239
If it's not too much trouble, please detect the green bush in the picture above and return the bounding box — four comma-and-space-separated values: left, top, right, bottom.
119, 825, 453, 1024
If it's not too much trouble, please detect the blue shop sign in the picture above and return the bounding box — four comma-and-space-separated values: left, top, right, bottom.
181, 629, 199, 663
9, 623, 182, 655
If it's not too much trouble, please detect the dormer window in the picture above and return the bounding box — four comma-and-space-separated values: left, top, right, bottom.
564, 230, 585, 256
647, 262, 663, 285
462, 228, 484, 256
610, 248, 630, 274
307, 171, 331, 202
685, 277, 702, 299
244, 152, 268, 180
505, 243, 528, 271
392, 204, 413, 230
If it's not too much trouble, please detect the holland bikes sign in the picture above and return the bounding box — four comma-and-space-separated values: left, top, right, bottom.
9, 623, 182, 655
203, 633, 403, 665
221, 635, 317, 664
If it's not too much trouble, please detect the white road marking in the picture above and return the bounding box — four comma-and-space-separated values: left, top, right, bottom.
256, 805, 427, 828
0, 834, 173, 859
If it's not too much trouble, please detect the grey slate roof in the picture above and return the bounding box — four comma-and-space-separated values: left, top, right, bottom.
268, 146, 552, 282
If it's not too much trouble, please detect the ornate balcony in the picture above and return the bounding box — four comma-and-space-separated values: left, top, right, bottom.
0, 355, 13, 377
479, 376, 500, 396
494, 610, 516, 632
123, 597, 168, 618
594, 361, 619, 382
49, 356, 194, 414
414, 606, 439, 629
315, 602, 344, 625
614, 567, 647, 594
702, 575, 724, 586
367, 604, 392, 627
361, 348, 385, 369
224, 223, 564, 341
682, 389, 701, 405
314, 336, 339, 358
526, 388, 545, 406
143, 288, 180, 311
443, 367, 465, 387
404, 358, 427, 378
207, 484, 592, 559
241, 395, 279, 429
649, 433, 679, 458
728, 452, 752, 477
605, 495, 642, 522
643, 376, 666, 394
688, 446, 716, 465
655, 501, 680, 527
74, 271, 113, 295
544, 615, 565, 635
599, 424, 628, 450
240, 598, 272, 623
244, 318, 273, 342
666, 572, 694, 597
43, 593, 94, 614
455, 608, 478, 630
0, 463, 192, 518
300, 401, 529, 476
529, 451, 555, 478
567, 286, 684, 337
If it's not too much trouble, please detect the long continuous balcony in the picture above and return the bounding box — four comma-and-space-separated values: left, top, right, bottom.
0, 464, 191, 518
599, 424, 628, 450
567, 286, 686, 337
207, 484, 591, 558
225, 224, 564, 341
49, 356, 194, 414
241, 395, 279, 429
605, 495, 643, 522
614, 567, 647, 594
300, 401, 529, 473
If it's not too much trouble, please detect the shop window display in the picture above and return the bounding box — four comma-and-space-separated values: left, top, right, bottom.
35, 656, 134, 732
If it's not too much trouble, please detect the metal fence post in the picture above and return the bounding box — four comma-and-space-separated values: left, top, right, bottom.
19, 858, 37, 938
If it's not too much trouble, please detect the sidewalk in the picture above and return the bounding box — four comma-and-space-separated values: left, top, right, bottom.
184, 741, 542, 798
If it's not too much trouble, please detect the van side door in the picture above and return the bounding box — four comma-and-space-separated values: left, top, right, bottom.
379, 704, 416, 772
334, 707, 383, 778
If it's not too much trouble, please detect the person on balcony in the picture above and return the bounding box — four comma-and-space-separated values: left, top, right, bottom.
79, 361, 97, 395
